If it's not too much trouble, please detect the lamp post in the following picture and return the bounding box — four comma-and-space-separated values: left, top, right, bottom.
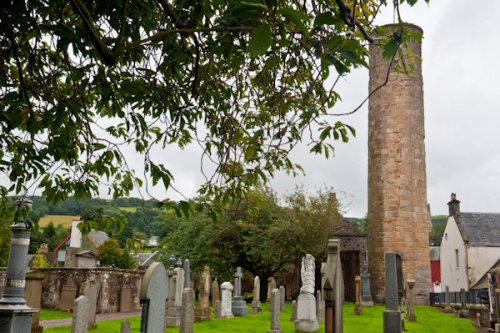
0, 199, 38, 333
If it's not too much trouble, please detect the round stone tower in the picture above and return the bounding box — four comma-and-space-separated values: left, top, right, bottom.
367, 24, 431, 305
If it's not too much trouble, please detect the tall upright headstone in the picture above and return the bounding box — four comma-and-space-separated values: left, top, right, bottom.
361, 262, 374, 307
24, 270, 45, 333
267, 277, 276, 304
279, 286, 286, 312
194, 266, 211, 321
180, 288, 194, 333
71, 295, 89, 333
81, 279, 99, 329
183, 259, 191, 288
212, 278, 220, 304
231, 267, 248, 316
354, 276, 362, 315
140, 262, 169, 333
368, 23, 431, 305
324, 239, 344, 333
268, 289, 283, 333
166, 263, 184, 327
294, 254, 319, 332
383, 253, 402, 333
444, 286, 452, 313
251, 276, 262, 314
407, 279, 416, 322
221, 282, 234, 319
316, 290, 325, 323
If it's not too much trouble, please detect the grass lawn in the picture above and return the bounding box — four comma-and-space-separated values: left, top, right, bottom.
42, 302, 475, 333
38, 215, 80, 228
40, 309, 74, 321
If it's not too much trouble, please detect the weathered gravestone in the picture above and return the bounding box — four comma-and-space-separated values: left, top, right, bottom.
383, 253, 402, 333
280, 286, 286, 312
294, 254, 319, 332
71, 295, 89, 333
139, 262, 169, 333
316, 290, 325, 323
119, 285, 131, 312
221, 282, 234, 319
460, 288, 469, 317
24, 270, 45, 333
361, 262, 374, 307
59, 280, 78, 311
120, 320, 131, 333
166, 263, 184, 327
267, 277, 276, 304
268, 289, 283, 333
183, 259, 191, 288
406, 279, 416, 322
180, 288, 194, 333
324, 239, 344, 333
251, 276, 262, 314
214, 300, 222, 319
212, 278, 220, 304
290, 300, 297, 322
194, 266, 211, 321
80, 279, 99, 329
231, 267, 248, 316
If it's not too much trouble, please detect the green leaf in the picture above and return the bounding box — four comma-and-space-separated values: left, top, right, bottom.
383, 38, 399, 60
279, 8, 309, 34
249, 24, 272, 57
314, 12, 335, 27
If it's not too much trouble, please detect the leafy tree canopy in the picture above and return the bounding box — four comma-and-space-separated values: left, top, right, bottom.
0, 0, 425, 218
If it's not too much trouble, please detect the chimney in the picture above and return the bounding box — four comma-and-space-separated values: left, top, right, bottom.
447, 193, 460, 218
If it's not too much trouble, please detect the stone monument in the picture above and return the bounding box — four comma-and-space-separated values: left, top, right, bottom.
324, 239, 344, 333
180, 288, 194, 333
251, 276, 262, 314
383, 253, 402, 333
139, 262, 169, 333
221, 282, 234, 319
231, 267, 248, 316
361, 262, 374, 307
268, 289, 283, 333
194, 266, 211, 321
294, 254, 319, 332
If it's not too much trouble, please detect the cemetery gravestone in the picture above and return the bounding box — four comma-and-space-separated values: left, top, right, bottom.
59, 281, 78, 311
119, 286, 131, 312
268, 289, 283, 333
316, 290, 325, 323
361, 262, 374, 307
267, 277, 276, 304
212, 279, 220, 304
194, 266, 211, 321
214, 300, 222, 319
71, 295, 89, 333
383, 253, 402, 333
221, 282, 234, 319
184, 259, 191, 288
166, 264, 184, 327
280, 286, 286, 312
294, 254, 319, 332
139, 262, 169, 333
180, 288, 195, 333
324, 239, 344, 333
407, 279, 416, 322
81, 279, 99, 328
120, 320, 131, 333
24, 270, 45, 333
460, 288, 469, 317
232, 267, 248, 316
290, 300, 297, 321
251, 276, 262, 314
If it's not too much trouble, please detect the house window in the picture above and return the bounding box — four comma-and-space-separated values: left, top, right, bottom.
455, 249, 459, 268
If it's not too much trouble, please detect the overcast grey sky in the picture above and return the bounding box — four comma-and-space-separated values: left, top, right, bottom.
266, 1, 500, 218
124, 1, 500, 218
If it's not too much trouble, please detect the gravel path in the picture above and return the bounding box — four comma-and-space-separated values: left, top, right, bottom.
40, 311, 141, 328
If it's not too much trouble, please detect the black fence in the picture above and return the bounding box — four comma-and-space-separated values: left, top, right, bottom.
429, 288, 489, 306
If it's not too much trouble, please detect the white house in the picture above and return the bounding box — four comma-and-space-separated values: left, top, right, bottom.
440, 194, 500, 291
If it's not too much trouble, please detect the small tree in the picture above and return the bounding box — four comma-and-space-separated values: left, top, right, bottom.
32, 248, 49, 268
98, 238, 136, 269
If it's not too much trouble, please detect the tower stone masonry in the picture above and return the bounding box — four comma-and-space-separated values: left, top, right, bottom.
368, 23, 431, 305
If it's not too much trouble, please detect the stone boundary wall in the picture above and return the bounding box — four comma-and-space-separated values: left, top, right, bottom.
0, 267, 145, 313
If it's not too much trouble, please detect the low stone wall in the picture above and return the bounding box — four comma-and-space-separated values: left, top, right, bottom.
0, 267, 145, 314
